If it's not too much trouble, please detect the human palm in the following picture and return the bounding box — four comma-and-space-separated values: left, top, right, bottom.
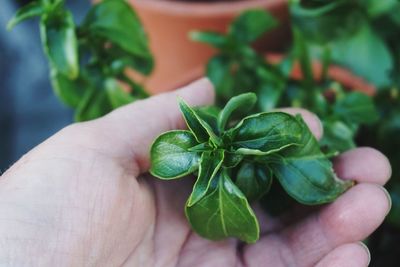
0, 79, 391, 267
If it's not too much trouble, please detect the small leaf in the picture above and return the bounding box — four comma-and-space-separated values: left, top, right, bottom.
83, 0, 152, 62
223, 152, 243, 168
320, 120, 356, 152
188, 143, 213, 152
193, 106, 221, 135
186, 170, 259, 243
218, 93, 257, 131
188, 150, 224, 206
206, 55, 234, 99
150, 131, 200, 179
50, 69, 85, 108
258, 83, 284, 112
104, 78, 135, 109
227, 112, 303, 155
74, 86, 112, 122
108, 46, 154, 75
179, 98, 221, 146
40, 9, 79, 79
236, 162, 273, 202
290, 1, 363, 44
270, 116, 353, 204
7, 1, 45, 30
363, 0, 398, 17
334, 92, 379, 125
190, 31, 228, 49
330, 24, 393, 87
229, 9, 278, 43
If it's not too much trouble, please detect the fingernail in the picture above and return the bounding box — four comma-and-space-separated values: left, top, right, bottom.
358, 242, 371, 266
378, 185, 392, 217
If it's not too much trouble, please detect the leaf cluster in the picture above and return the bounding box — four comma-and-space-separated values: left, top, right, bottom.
193, 8, 379, 156
150, 93, 352, 242
191, 10, 285, 111
8, 0, 153, 121
291, 0, 400, 88
292, 0, 400, 230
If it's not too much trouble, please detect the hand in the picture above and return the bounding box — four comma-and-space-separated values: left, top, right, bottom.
0, 79, 391, 267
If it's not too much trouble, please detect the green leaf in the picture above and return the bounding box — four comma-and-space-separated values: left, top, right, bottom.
188, 150, 224, 206
330, 24, 393, 87
50, 69, 85, 108
150, 131, 200, 179
320, 120, 356, 152
229, 9, 278, 43
290, 0, 363, 44
193, 106, 221, 135
223, 152, 243, 168
188, 142, 213, 152
179, 98, 221, 146
257, 66, 285, 111
270, 116, 353, 204
258, 83, 284, 112
236, 162, 273, 202
7, 1, 45, 30
206, 55, 234, 99
218, 93, 257, 131
292, 29, 314, 87
334, 92, 379, 125
74, 86, 111, 122
104, 78, 135, 109
227, 112, 303, 155
185, 170, 259, 243
108, 46, 154, 75
40, 9, 79, 79
364, 0, 398, 17
190, 31, 228, 49
83, 0, 152, 62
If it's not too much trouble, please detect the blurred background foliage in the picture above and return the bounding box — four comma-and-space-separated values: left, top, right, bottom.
0, 0, 88, 171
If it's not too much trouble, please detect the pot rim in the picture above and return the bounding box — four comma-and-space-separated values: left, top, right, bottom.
130, 0, 287, 17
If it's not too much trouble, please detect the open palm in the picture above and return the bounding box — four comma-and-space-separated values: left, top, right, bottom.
0, 79, 391, 267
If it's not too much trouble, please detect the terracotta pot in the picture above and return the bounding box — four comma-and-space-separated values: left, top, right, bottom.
266, 53, 376, 96
128, 0, 290, 94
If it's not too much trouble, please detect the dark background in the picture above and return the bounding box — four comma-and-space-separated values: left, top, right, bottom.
0, 0, 90, 172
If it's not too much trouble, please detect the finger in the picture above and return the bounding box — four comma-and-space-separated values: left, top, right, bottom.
334, 147, 392, 185
243, 184, 390, 267
315, 242, 370, 267
64, 78, 214, 172
278, 107, 323, 140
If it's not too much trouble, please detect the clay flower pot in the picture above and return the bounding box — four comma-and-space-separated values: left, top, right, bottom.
128, 0, 290, 94
266, 53, 376, 96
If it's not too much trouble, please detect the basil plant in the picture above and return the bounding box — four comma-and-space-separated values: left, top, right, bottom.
8, 0, 153, 121
150, 93, 353, 243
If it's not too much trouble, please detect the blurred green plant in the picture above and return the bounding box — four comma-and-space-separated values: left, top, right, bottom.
8, 0, 153, 121
291, 0, 400, 230
192, 8, 379, 156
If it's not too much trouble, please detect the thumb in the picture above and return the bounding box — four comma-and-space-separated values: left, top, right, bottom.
97, 78, 215, 172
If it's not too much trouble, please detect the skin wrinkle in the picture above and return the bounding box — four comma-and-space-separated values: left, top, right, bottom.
107, 173, 144, 266
275, 235, 297, 267
175, 230, 194, 267
152, 178, 190, 267
120, 180, 155, 267
58, 124, 139, 177
283, 213, 332, 267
